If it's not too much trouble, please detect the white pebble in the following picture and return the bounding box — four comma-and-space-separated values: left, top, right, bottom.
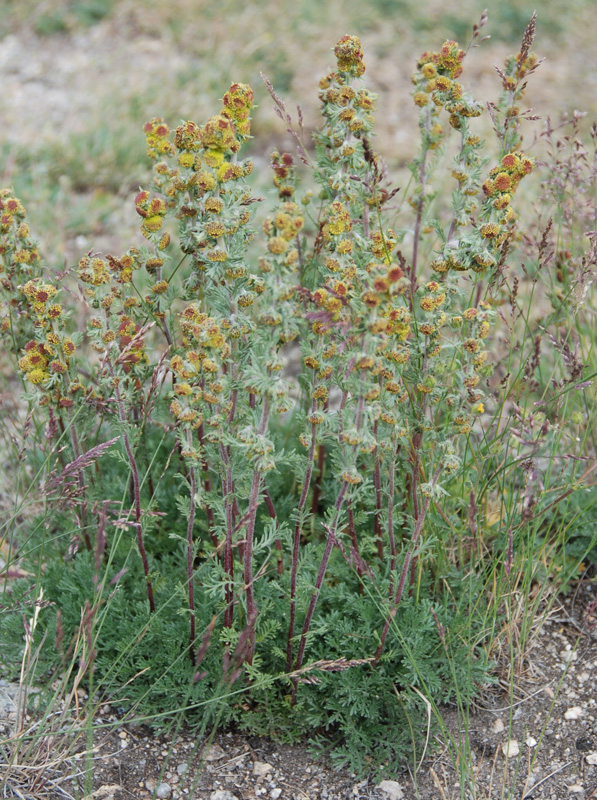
205, 744, 225, 762
564, 706, 583, 720
270, 790, 282, 800
376, 780, 404, 800
253, 761, 273, 777
586, 752, 597, 765
492, 718, 505, 733
525, 736, 538, 748
156, 783, 172, 799
502, 740, 520, 758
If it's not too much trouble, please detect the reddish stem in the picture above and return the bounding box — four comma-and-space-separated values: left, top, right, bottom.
243, 396, 271, 665
187, 461, 197, 662
111, 371, 155, 613
286, 417, 317, 672
372, 467, 441, 666
292, 481, 349, 688
372, 419, 383, 560
347, 501, 363, 578
263, 486, 283, 575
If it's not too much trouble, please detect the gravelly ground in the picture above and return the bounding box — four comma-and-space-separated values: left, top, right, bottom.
2, 580, 596, 800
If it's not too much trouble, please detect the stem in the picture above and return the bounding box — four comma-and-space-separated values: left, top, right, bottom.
373, 466, 441, 666
263, 486, 283, 575
186, 432, 197, 663
110, 367, 155, 613
310, 441, 326, 516
387, 441, 398, 596
411, 110, 431, 308
346, 501, 363, 578
286, 417, 318, 672
69, 415, 90, 550
197, 421, 218, 547
219, 442, 235, 630
242, 396, 271, 665
373, 419, 383, 560
292, 481, 349, 686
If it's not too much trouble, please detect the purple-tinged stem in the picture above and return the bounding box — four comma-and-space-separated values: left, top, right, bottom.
69, 418, 90, 550
110, 367, 155, 613
387, 442, 398, 597
347, 501, 363, 579
411, 110, 431, 309
219, 442, 235, 630
286, 416, 318, 672
372, 466, 441, 666
292, 481, 349, 690
243, 396, 271, 665
372, 419, 383, 560
186, 431, 197, 662
263, 486, 283, 575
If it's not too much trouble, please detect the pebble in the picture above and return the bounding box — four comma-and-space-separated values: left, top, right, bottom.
568, 785, 585, 793
376, 780, 404, 800
145, 778, 156, 792
492, 718, 505, 733
253, 761, 273, 777
156, 783, 172, 799
205, 744, 226, 762
502, 739, 520, 758
270, 790, 282, 799
586, 752, 597, 765
210, 792, 239, 800
560, 648, 577, 663
177, 762, 189, 776
564, 706, 583, 720
526, 736, 538, 748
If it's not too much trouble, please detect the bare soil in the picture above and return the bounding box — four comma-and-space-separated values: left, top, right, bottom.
2, 579, 596, 800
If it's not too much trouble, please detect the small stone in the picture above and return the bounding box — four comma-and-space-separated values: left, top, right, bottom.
568, 785, 585, 793
492, 718, 505, 734
118, 730, 127, 739
564, 707, 583, 720
502, 740, 520, 758
376, 780, 404, 800
205, 744, 226, 762
177, 763, 188, 776
560, 648, 577, 663
586, 752, 597, 765
526, 736, 538, 748
210, 792, 239, 800
253, 761, 273, 778
270, 790, 282, 800
156, 783, 172, 799
145, 780, 157, 793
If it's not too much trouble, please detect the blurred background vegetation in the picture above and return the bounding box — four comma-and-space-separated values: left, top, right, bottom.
0, 0, 595, 268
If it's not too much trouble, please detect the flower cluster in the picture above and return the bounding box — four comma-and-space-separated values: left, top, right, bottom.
78, 251, 148, 386
431, 151, 534, 274
316, 36, 376, 196
0, 192, 42, 340
221, 83, 254, 141
16, 279, 82, 406
258, 151, 304, 344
